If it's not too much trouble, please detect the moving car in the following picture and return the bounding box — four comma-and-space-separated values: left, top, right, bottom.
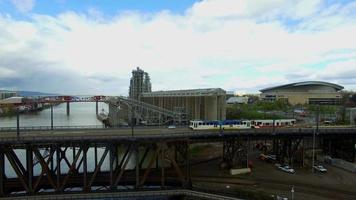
314, 165, 327, 172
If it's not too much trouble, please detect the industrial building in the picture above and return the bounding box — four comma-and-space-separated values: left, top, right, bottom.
129, 67, 151, 100
260, 81, 344, 105
141, 88, 226, 121
108, 68, 226, 126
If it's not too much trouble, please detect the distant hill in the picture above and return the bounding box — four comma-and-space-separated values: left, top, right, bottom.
18, 91, 59, 97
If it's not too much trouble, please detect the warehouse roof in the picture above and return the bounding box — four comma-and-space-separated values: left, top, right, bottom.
141, 88, 226, 97
0, 97, 23, 104
260, 81, 344, 93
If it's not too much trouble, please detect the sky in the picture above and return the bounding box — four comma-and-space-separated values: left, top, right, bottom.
0, 0, 356, 95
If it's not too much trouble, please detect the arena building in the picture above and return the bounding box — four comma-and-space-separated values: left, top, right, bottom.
260, 81, 344, 105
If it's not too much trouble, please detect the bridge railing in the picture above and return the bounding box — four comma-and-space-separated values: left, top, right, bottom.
0, 125, 106, 132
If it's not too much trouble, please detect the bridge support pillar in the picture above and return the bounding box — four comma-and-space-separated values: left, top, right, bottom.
109, 144, 114, 190
56, 145, 61, 192
160, 142, 165, 188
135, 144, 140, 188
83, 145, 88, 192
96, 100, 99, 115
66, 102, 70, 116
26, 145, 33, 194
222, 138, 247, 169
323, 136, 355, 162
0, 147, 4, 196
185, 141, 191, 188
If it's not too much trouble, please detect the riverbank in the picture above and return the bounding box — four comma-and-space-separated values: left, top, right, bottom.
0, 103, 60, 117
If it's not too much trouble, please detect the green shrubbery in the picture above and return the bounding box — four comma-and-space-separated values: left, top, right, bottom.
227, 100, 289, 120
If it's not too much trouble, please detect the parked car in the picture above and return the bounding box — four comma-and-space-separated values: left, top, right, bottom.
278, 165, 295, 174
168, 125, 176, 129
266, 154, 276, 161
260, 154, 276, 163
314, 165, 327, 172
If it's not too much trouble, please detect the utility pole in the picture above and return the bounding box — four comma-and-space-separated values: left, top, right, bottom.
312, 104, 320, 173
16, 107, 20, 138
50, 104, 54, 130
131, 101, 134, 137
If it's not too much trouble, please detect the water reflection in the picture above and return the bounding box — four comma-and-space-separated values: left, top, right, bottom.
0, 102, 108, 127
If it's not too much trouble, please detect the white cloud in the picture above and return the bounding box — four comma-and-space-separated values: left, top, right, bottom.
10, 0, 36, 13
188, 0, 322, 20
0, 0, 356, 94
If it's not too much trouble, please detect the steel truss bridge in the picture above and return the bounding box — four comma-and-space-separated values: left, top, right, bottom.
107, 96, 188, 126
0, 127, 355, 199
0, 95, 188, 125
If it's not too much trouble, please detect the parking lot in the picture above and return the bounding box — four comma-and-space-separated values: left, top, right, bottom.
191, 147, 356, 200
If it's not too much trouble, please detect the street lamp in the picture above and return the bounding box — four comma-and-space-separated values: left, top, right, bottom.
291, 186, 295, 200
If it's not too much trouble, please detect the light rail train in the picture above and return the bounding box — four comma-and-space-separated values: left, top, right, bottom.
189, 119, 296, 130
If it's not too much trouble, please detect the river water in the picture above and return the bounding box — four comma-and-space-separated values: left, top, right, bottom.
0, 102, 108, 128
0, 103, 174, 198
0, 102, 135, 178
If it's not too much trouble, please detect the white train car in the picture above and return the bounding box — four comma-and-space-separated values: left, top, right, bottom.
220, 120, 252, 130
189, 120, 252, 130
190, 119, 296, 130
252, 119, 296, 128
189, 120, 220, 130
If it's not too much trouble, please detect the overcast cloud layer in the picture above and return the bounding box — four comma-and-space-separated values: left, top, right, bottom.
1, 0, 356, 95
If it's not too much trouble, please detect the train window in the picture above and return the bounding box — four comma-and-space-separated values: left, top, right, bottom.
266, 123, 270, 125
276, 122, 279, 126
199, 122, 202, 125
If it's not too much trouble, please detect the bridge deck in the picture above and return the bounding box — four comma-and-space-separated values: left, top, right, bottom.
1, 189, 243, 200
0, 127, 355, 144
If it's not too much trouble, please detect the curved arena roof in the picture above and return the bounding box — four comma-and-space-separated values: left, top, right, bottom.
260, 81, 344, 93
